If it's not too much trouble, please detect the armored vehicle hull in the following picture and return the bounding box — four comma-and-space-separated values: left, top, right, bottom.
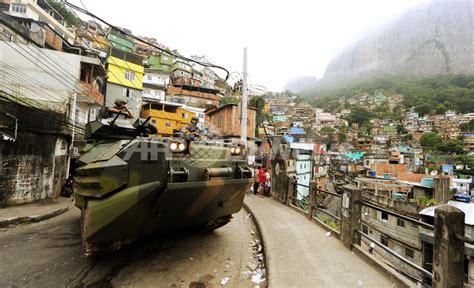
75, 120, 252, 255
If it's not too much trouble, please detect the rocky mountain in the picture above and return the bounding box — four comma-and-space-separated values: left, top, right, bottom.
284, 76, 318, 92
323, 0, 474, 80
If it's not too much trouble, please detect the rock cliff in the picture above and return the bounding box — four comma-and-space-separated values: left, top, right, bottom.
323, 0, 474, 79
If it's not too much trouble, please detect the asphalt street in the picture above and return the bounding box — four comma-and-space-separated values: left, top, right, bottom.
0, 208, 262, 288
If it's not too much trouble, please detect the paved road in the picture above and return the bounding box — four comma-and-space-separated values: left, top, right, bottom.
245, 195, 394, 288
0, 208, 262, 288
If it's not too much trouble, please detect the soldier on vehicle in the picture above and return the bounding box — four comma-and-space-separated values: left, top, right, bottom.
186, 116, 201, 140
108, 99, 133, 119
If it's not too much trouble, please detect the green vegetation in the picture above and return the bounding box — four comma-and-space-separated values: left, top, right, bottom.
320, 126, 335, 146
420, 132, 442, 149
417, 196, 437, 207
460, 120, 474, 132
45, 0, 83, 27
345, 107, 374, 126
303, 74, 474, 114
420, 133, 464, 154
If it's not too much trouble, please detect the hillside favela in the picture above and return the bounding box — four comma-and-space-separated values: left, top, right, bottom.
0, 0, 473, 287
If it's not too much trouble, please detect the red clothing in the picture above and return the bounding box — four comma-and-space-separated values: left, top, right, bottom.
258, 169, 266, 184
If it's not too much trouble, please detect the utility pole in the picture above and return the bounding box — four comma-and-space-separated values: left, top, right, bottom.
240, 47, 248, 145
66, 91, 76, 177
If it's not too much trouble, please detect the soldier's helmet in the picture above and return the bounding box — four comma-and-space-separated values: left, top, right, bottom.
114, 99, 128, 106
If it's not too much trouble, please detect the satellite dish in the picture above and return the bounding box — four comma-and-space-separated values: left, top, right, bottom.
431, 170, 438, 176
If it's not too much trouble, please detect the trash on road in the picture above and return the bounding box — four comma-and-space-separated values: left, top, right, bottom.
220, 277, 230, 286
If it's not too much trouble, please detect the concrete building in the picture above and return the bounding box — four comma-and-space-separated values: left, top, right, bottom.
419, 201, 474, 286
205, 103, 256, 140
166, 84, 221, 108
463, 133, 474, 152
142, 68, 169, 102
105, 47, 144, 118
141, 101, 196, 137
0, 0, 75, 44
451, 176, 473, 194
0, 41, 105, 206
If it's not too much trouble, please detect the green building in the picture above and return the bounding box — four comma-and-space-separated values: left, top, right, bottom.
148, 53, 175, 73
107, 31, 134, 53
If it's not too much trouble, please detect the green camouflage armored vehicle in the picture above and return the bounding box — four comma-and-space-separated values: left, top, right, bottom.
74, 116, 253, 256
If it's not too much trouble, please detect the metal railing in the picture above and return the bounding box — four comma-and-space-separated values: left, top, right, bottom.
288, 182, 309, 213
282, 176, 474, 287
312, 188, 342, 232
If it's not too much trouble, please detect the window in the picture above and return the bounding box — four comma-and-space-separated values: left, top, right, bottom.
165, 122, 171, 128
362, 225, 368, 235
182, 113, 188, 119
397, 219, 405, 228
380, 211, 388, 222
217, 115, 222, 127
151, 120, 156, 125
11, 4, 26, 13
147, 75, 152, 80
381, 236, 389, 247
405, 248, 414, 258
411, 222, 418, 229
125, 71, 135, 81
123, 88, 131, 97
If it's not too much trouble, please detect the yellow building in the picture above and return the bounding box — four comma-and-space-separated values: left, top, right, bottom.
141, 102, 196, 137
107, 55, 144, 90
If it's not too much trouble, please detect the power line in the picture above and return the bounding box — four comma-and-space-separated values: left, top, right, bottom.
65, 6, 143, 94
0, 89, 85, 131
1, 38, 84, 96
0, 78, 85, 131
64, 0, 230, 81
75, 1, 150, 94
1, 61, 74, 105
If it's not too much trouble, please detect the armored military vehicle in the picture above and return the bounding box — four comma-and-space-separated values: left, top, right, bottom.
74, 115, 252, 255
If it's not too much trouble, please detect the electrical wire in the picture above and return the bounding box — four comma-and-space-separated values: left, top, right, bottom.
1, 61, 75, 105
1, 38, 85, 96
64, 0, 230, 81
0, 89, 86, 131
73, 1, 142, 92
0, 78, 85, 130
63, 4, 146, 104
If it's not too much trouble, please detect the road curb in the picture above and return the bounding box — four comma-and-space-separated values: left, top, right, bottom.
0, 207, 69, 228
243, 199, 271, 287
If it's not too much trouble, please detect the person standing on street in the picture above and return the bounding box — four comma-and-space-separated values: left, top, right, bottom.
264, 168, 272, 197
258, 166, 266, 197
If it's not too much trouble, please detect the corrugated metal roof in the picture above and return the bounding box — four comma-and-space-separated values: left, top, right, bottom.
419, 201, 474, 225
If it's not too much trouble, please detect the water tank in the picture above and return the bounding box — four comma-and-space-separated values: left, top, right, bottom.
392, 192, 404, 201
421, 178, 434, 187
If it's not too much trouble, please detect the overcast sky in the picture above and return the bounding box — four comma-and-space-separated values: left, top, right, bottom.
70, 0, 430, 91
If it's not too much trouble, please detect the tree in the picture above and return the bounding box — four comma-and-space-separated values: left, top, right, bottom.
402, 134, 413, 141
396, 124, 407, 134
420, 132, 442, 149
415, 104, 432, 116
460, 120, 474, 132
436, 139, 464, 154
220, 96, 238, 105
320, 126, 335, 146
346, 107, 373, 126
46, 0, 83, 27
435, 104, 447, 115
338, 131, 347, 143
